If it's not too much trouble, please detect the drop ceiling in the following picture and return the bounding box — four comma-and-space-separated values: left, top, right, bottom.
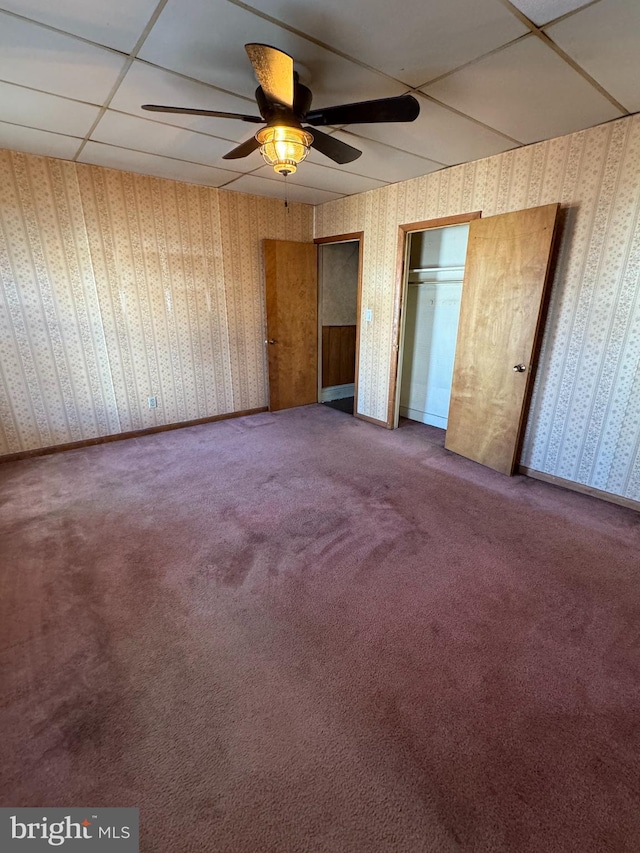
0, 0, 637, 205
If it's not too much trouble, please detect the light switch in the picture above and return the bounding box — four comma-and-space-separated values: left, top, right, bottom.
364, 309, 373, 322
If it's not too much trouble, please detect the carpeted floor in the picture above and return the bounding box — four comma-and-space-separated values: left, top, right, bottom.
1, 404, 640, 852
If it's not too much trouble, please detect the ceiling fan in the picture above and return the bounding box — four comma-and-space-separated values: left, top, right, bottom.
142, 43, 420, 177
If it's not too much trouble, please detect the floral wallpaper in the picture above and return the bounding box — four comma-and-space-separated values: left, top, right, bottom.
315, 115, 640, 502
0, 150, 312, 455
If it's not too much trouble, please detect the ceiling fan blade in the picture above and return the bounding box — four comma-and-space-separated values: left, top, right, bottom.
142, 104, 263, 123
222, 136, 261, 160
306, 127, 362, 164
305, 94, 420, 127
245, 43, 294, 109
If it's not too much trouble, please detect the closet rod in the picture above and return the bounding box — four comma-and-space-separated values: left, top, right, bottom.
408, 279, 464, 285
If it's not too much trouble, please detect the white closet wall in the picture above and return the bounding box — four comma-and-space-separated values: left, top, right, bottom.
399, 224, 469, 428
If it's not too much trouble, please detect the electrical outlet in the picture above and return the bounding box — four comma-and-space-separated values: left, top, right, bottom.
148, 396, 158, 409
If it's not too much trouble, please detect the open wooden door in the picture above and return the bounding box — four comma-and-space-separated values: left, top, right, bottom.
445, 203, 559, 475
264, 239, 318, 411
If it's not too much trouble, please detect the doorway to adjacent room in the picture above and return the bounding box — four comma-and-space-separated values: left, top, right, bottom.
317, 238, 361, 417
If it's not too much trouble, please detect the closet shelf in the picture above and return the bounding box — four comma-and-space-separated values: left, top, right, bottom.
408, 265, 465, 273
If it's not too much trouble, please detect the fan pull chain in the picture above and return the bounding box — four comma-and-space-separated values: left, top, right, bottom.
284, 172, 289, 210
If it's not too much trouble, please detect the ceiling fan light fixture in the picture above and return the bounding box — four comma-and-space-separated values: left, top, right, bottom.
256, 125, 313, 176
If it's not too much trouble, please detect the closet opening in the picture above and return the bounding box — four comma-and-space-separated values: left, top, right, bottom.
316, 235, 362, 417
396, 223, 469, 432
392, 206, 559, 476
391, 212, 484, 434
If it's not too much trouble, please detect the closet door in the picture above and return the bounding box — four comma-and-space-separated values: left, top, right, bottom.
445, 203, 559, 475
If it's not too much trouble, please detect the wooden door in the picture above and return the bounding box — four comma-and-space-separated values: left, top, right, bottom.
445, 203, 559, 475
264, 239, 318, 411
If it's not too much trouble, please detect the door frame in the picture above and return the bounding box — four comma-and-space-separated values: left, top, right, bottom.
389, 212, 482, 428
314, 232, 364, 417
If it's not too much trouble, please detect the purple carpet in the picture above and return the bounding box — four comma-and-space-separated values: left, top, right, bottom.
1, 405, 639, 852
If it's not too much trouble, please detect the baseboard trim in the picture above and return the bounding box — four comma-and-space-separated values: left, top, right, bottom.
519, 466, 640, 512
355, 412, 393, 429
0, 407, 269, 464
320, 383, 355, 402
398, 406, 448, 429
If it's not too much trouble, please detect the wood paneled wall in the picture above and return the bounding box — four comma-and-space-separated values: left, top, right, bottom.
322, 325, 356, 388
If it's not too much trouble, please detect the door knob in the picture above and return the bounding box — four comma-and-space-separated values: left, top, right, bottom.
265, 339, 276, 345
513, 363, 527, 373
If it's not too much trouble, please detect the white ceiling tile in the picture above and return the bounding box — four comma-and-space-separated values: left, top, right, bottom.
424, 35, 623, 144
0, 81, 101, 136
0, 11, 127, 103
0, 0, 159, 52
317, 131, 443, 182
91, 110, 252, 171
0, 121, 82, 159
109, 61, 260, 143
509, 0, 594, 25
355, 96, 518, 165
242, 0, 528, 87
547, 0, 640, 112
252, 162, 386, 195
222, 174, 341, 205
77, 141, 239, 186
139, 0, 406, 108
0, 0, 634, 201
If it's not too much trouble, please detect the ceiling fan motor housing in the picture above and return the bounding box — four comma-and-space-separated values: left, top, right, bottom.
255, 80, 313, 122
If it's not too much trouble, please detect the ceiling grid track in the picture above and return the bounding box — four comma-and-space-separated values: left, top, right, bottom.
73, 0, 173, 161
497, 0, 628, 113
0, 0, 635, 201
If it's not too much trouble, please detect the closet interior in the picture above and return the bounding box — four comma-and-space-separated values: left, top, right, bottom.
399, 223, 470, 429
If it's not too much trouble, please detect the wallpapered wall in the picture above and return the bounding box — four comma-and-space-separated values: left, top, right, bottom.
315, 115, 640, 501
2, 115, 639, 501
0, 150, 312, 456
